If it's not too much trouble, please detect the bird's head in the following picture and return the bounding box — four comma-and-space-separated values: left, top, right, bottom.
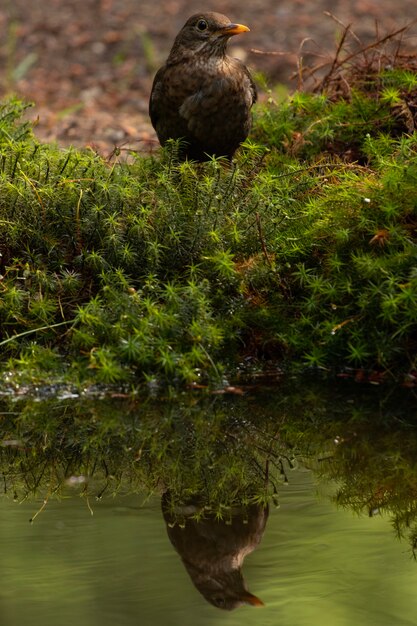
190, 565, 264, 611
209, 590, 265, 611
170, 12, 250, 58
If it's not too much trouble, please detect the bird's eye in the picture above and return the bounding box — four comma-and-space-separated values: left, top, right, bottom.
196, 19, 208, 31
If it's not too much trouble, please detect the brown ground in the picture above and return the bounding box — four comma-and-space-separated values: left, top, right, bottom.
0, 0, 416, 155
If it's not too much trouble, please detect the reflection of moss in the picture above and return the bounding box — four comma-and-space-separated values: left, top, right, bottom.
271, 379, 417, 556
0, 393, 291, 515
1, 379, 417, 553
312, 422, 417, 557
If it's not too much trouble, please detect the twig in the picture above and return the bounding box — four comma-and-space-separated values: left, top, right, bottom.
323, 11, 361, 45
297, 37, 315, 90
250, 49, 291, 57
86, 496, 94, 516
320, 24, 352, 90
29, 497, 49, 523
255, 212, 273, 268
316, 23, 415, 90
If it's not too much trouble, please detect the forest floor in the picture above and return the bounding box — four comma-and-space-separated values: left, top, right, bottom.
0, 0, 416, 155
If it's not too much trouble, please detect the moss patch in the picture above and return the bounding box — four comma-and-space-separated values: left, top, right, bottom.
1, 51, 417, 389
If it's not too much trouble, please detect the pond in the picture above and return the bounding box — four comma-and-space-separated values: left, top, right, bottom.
0, 377, 416, 625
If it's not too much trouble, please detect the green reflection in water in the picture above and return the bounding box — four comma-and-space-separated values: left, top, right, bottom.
1, 477, 417, 626
0, 378, 416, 623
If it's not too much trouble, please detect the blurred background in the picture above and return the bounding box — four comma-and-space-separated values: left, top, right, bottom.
0, 0, 416, 152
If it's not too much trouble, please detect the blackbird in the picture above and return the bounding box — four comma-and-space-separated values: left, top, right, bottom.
149, 12, 257, 161
162, 492, 268, 610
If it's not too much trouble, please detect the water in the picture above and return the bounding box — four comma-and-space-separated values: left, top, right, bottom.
1, 467, 417, 626
1, 379, 416, 624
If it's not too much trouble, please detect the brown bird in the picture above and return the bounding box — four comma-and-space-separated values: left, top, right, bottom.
149, 12, 257, 161
162, 492, 268, 610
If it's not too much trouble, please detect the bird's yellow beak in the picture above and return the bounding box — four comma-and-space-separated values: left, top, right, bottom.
219, 23, 250, 36
242, 592, 264, 607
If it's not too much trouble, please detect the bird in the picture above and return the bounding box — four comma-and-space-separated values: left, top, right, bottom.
149, 12, 257, 161
162, 492, 268, 610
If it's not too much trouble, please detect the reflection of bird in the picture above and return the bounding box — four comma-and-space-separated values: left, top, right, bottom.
149, 12, 257, 161
162, 492, 268, 610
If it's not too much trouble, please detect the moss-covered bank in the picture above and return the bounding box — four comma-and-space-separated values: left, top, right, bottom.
1, 56, 417, 389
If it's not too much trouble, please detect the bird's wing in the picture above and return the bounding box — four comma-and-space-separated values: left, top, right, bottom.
248, 69, 257, 105
179, 71, 254, 133
238, 60, 257, 105
178, 90, 203, 128
149, 66, 166, 129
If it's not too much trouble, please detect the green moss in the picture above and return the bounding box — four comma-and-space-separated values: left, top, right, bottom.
0, 75, 417, 389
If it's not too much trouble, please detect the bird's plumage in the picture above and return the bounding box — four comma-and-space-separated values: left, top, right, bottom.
162, 493, 267, 610
149, 12, 257, 161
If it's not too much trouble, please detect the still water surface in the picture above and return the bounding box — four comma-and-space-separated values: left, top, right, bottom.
1, 467, 417, 626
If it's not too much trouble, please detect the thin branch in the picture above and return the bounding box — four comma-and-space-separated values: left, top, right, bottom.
255, 212, 273, 268
250, 49, 291, 57
323, 11, 362, 45
320, 24, 352, 90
